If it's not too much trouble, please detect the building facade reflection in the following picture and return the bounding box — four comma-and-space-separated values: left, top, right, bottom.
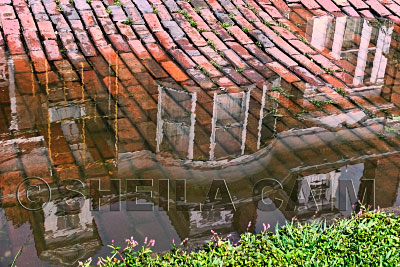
307, 16, 394, 89
1, 13, 400, 267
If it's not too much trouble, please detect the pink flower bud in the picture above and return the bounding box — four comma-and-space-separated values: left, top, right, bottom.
263, 223, 270, 231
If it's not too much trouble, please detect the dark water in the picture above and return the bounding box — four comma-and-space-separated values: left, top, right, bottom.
1, 15, 400, 266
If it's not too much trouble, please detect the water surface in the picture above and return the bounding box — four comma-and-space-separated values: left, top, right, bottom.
1, 14, 400, 266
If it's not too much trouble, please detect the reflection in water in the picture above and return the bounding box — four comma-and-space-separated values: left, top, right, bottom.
307, 16, 394, 88
0, 15, 400, 266
156, 87, 196, 159
210, 89, 252, 160
39, 199, 102, 266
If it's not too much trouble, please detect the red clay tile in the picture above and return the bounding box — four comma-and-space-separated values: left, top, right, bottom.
359, 9, 375, 19
92, 1, 109, 17
199, 46, 229, 67
52, 14, 71, 32
266, 61, 300, 83
120, 52, 147, 73
113, 68, 138, 87
386, 3, 400, 15
293, 54, 325, 75
247, 58, 275, 78
332, 0, 350, 6
300, 0, 321, 9
142, 58, 169, 78
334, 71, 354, 84
223, 49, 248, 69
264, 5, 284, 18
146, 43, 169, 62
289, 40, 318, 55
43, 1, 59, 15
30, 50, 50, 72
117, 22, 137, 40
311, 9, 331, 16
18, 12, 36, 32
202, 32, 228, 50
235, 16, 256, 31
227, 26, 253, 45
59, 32, 79, 52
191, 55, 222, 77
100, 17, 118, 35
183, 24, 208, 46
7, 34, 25, 55
348, 0, 369, 9
128, 40, 152, 59
310, 54, 341, 71
0, 5, 16, 20
271, 36, 300, 55
43, 40, 63, 61
169, 49, 196, 69
226, 42, 254, 61
161, 61, 189, 82
208, 0, 225, 11
2, 19, 20, 36
75, 0, 91, 10
214, 76, 237, 88
23, 31, 41, 51
245, 44, 272, 63
70, 19, 85, 32
242, 69, 266, 86
10, 55, 31, 73
81, 10, 98, 27
315, 0, 341, 12
76, 33, 97, 56
179, 2, 210, 30
321, 73, 348, 89
388, 15, 400, 24
335, 60, 356, 73
89, 26, 108, 47
109, 34, 131, 52
143, 13, 163, 32
155, 5, 172, 21
37, 21, 57, 40
272, 26, 297, 40
3, 0, 400, 121
266, 47, 298, 67
366, 0, 391, 16
98, 45, 119, 66
271, 0, 292, 13
155, 31, 177, 50
290, 66, 325, 86
343, 6, 361, 17
187, 68, 217, 88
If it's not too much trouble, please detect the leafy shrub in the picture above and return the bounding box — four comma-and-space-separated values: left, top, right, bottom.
80, 210, 400, 266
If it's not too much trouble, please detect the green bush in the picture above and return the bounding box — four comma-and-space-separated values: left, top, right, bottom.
80, 210, 400, 266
